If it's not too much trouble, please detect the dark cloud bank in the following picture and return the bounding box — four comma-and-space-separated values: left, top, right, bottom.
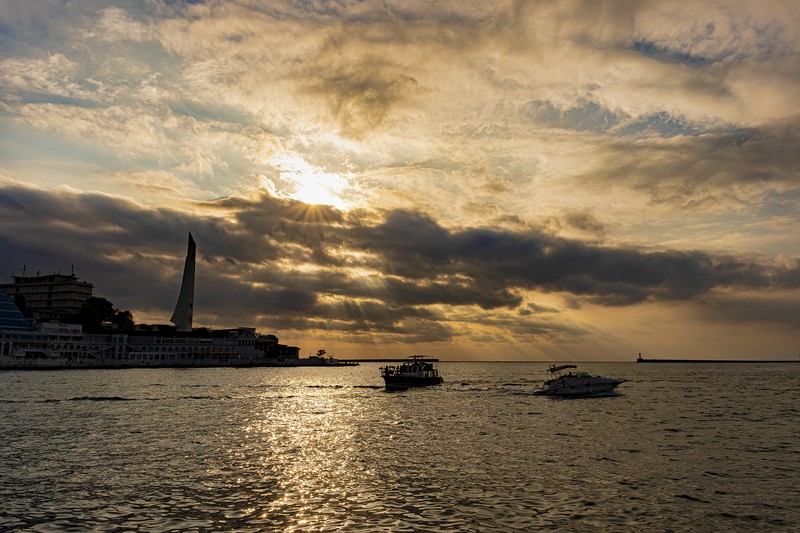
1, 183, 798, 341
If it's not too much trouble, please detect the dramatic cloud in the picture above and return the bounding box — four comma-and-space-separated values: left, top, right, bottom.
1, 0, 799, 359
2, 183, 798, 357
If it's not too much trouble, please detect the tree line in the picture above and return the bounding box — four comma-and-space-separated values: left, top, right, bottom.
13, 295, 134, 333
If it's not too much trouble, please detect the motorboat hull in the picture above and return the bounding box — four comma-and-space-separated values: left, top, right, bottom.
534, 376, 624, 397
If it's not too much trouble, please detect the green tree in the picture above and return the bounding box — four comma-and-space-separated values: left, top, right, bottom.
79, 297, 135, 332
13, 294, 31, 318
112, 309, 135, 331
79, 297, 114, 332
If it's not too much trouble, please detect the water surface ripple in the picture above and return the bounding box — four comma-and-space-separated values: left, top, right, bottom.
1, 363, 798, 531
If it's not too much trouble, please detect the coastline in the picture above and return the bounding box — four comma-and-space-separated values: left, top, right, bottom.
0, 358, 359, 371
636, 358, 800, 364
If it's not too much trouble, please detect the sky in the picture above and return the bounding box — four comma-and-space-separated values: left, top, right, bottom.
1, 0, 799, 361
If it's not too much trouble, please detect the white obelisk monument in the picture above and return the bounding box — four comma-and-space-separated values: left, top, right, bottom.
170, 233, 195, 331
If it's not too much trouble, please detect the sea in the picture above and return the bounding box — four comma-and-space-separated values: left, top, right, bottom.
1, 362, 798, 532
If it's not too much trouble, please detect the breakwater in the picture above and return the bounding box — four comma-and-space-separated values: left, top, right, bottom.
636, 358, 800, 363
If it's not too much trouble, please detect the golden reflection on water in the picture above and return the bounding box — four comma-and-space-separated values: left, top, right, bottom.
3, 365, 799, 530
244, 387, 374, 529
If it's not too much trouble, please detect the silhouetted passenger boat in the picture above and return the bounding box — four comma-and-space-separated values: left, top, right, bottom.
380, 355, 443, 390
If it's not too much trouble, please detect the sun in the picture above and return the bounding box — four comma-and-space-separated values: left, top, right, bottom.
292, 171, 348, 207
264, 155, 353, 210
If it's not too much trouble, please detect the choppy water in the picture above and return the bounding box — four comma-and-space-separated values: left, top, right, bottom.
1, 362, 798, 531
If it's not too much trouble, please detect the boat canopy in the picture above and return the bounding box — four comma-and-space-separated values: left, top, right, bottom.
547, 364, 577, 373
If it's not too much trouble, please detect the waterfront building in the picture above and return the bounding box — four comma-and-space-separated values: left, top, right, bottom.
256, 333, 301, 359
1, 317, 299, 366
1, 233, 305, 368
0, 272, 93, 322
0, 290, 29, 330
0, 321, 125, 360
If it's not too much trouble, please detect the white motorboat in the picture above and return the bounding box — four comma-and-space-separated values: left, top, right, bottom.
533, 364, 624, 397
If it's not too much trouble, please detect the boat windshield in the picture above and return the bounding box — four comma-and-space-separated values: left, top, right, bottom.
547, 364, 577, 373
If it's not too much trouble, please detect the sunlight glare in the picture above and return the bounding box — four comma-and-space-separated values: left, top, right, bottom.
265, 155, 353, 209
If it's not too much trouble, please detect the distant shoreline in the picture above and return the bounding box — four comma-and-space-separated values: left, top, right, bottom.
636, 358, 800, 364
4, 358, 797, 370
0, 360, 359, 371
340, 358, 439, 363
